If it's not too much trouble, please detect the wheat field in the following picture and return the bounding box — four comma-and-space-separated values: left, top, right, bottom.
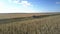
0, 14, 60, 34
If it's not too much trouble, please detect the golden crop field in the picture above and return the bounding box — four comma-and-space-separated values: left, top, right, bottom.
0, 13, 60, 34
0, 13, 50, 19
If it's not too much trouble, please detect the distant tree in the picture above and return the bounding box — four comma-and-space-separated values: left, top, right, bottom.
32, 15, 40, 18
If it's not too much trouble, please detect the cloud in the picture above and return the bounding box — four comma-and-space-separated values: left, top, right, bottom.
12, 0, 20, 3
0, 0, 34, 13
9, 0, 32, 7
56, 2, 60, 4
20, 1, 31, 7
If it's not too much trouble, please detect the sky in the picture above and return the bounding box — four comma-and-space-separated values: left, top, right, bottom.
0, 0, 60, 13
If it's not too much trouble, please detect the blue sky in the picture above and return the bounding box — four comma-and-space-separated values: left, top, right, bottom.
0, 0, 60, 13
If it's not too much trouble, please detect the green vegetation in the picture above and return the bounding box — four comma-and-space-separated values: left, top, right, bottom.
0, 14, 60, 34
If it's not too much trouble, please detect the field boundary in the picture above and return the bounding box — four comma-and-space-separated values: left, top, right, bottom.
0, 14, 60, 24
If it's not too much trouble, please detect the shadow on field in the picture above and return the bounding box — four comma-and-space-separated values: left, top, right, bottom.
0, 14, 60, 24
